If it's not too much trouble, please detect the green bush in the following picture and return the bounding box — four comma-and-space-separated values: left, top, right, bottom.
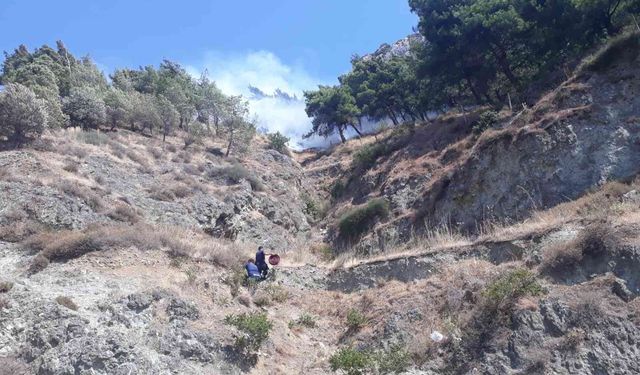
338, 198, 389, 240
483, 268, 544, 309
377, 344, 410, 374
267, 131, 290, 154
224, 312, 273, 353
329, 347, 374, 375
216, 162, 265, 192
352, 143, 385, 171
346, 308, 368, 330
472, 110, 498, 134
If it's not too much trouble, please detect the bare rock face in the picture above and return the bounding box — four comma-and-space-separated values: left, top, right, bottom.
424, 63, 640, 232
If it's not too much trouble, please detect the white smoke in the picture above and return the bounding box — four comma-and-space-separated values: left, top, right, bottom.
187, 50, 329, 149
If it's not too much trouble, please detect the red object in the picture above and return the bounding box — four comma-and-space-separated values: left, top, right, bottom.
268, 254, 280, 265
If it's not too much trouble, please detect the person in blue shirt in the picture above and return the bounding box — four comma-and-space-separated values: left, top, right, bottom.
255, 246, 270, 278
245, 259, 261, 280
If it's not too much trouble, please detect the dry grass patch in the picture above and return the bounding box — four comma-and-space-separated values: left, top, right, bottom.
540, 221, 619, 275
106, 203, 140, 223
24, 222, 251, 272
62, 159, 79, 173
55, 180, 105, 211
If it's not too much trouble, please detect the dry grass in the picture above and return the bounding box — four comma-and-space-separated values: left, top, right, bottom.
62, 159, 79, 173
55, 180, 105, 211
55, 296, 78, 311
540, 221, 619, 274
106, 203, 140, 223
24, 223, 252, 271
148, 181, 200, 201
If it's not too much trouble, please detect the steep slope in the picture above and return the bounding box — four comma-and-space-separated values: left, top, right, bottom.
302, 34, 640, 255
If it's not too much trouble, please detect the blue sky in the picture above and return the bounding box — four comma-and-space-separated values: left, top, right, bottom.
0, 0, 417, 146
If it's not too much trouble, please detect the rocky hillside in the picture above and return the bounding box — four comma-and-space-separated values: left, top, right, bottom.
1, 34, 640, 375
302, 34, 640, 256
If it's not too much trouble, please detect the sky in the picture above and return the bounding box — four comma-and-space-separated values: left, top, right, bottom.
0, 0, 418, 147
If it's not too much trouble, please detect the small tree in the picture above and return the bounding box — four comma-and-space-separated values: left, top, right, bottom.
63, 86, 106, 130
0, 83, 47, 145
156, 95, 179, 142
223, 96, 255, 157
267, 131, 290, 154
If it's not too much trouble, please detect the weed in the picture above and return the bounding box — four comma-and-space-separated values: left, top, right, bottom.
329, 347, 374, 375
346, 308, 368, 331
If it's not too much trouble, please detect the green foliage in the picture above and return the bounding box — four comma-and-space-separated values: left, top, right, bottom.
224, 312, 272, 353
63, 86, 106, 130
338, 198, 390, 240
217, 162, 265, 192
267, 131, 290, 154
329, 347, 374, 375
0, 83, 47, 145
377, 344, 411, 375
346, 308, 368, 330
303, 85, 360, 143
472, 110, 499, 135
483, 268, 544, 309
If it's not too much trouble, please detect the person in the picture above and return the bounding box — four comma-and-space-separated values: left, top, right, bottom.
245, 259, 261, 280
255, 246, 269, 278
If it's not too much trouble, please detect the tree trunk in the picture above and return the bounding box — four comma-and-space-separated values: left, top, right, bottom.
338, 127, 346, 143
350, 124, 363, 137
226, 129, 234, 157
465, 77, 483, 105
489, 40, 519, 89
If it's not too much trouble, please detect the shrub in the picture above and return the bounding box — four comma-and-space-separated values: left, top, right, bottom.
29, 254, 50, 273
264, 284, 289, 303
56, 180, 104, 211
346, 308, 368, 331
0, 83, 47, 145
75, 130, 109, 146
223, 267, 247, 297
329, 347, 374, 375
106, 203, 139, 223
267, 131, 290, 154
215, 162, 265, 192
302, 194, 327, 220
352, 143, 386, 171
290, 313, 317, 329
377, 344, 411, 375
482, 268, 543, 310
338, 198, 390, 240
62, 159, 79, 173
56, 296, 78, 311
0, 297, 9, 311
224, 312, 272, 353
0, 281, 14, 293
472, 110, 498, 135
